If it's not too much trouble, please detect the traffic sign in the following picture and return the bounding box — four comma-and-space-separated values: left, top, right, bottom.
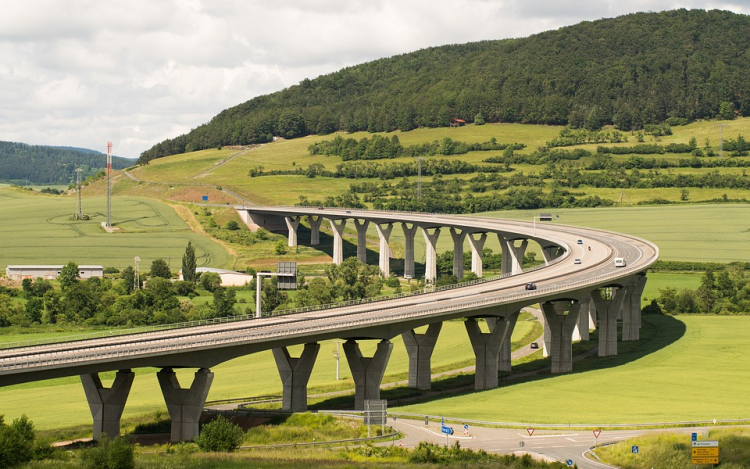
527, 428, 534, 437
692, 457, 719, 464
691, 432, 697, 441
441, 425, 454, 435
631, 445, 639, 454
464, 424, 469, 430
692, 440, 718, 447
593, 430, 601, 439
692, 447, 719, 457
566, 459, 573, 466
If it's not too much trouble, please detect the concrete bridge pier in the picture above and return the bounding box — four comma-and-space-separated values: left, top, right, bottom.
541, 244, 563, 265
508, 239, 528, 275
622, 274, 647, 341
343, 339, 393, 410
375, 223, 393, 276
157, 368, 214, 443
468, 233, 487, 277
81, 369, 134, 440
285, 216, 300, 247
402, 322, 442, 390
591, 288, 627, 357
422, 227, 441, 284
576, 296, 591, 341
272, 343, 320, 412
464, 318, 505, 390
308, 215, 323, 245
486, 311, 520, 372
402, 223, 418, 278
499, 234, 511, 275
329, 219, 347, 265
540, 300, 581, 374
354, 219, 370, 263
450, 228, 467, 280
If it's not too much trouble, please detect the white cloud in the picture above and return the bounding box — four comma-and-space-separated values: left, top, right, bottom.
0, 0, 748, 158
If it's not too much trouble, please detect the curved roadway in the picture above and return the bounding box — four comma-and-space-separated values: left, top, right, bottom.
0, 207, 658, 387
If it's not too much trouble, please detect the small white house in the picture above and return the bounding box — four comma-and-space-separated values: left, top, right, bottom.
179, 267, 254, 287
5, 265, 104, 281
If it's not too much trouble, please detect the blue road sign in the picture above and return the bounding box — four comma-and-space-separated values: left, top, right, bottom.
566, 459, 573, 466
692, 433, 698, 442
441, 425, 454, 435
632, 445, 639, 454
464, 424, 469, 430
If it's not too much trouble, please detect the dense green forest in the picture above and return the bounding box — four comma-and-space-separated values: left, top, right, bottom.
141, 9, 750, 163
0, 141, 133, 186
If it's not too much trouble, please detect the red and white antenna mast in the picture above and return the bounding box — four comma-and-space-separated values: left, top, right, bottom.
106, 141, 112, 228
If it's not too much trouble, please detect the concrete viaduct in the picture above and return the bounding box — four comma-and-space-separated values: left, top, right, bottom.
0, 206, 657, 444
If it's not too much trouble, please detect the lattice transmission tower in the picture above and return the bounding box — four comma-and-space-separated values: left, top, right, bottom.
74, 168, 83, 220
106, 141, 112, 227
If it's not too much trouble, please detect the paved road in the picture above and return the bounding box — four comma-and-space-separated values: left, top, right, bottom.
388, 417, 715, 469
0, 207, 657, 387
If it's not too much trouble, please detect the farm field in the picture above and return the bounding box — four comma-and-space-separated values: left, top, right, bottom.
120, 118, 750, 210
0, 187, 232, 270
477, 204, 750, 263
400, 315, 750, 424
0, 318, 537, 430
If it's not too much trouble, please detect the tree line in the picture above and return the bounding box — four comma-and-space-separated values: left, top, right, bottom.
139, 10, 750, 163
0, 141, 132, 186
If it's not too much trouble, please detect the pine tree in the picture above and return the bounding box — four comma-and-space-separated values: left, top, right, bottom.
182, 241, 197, 283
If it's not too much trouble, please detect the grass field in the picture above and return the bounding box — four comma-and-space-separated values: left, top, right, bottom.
399, 315, 750, 424
120, 118, 750, 209
0, 187, 232, 270
0, 318, 537, 430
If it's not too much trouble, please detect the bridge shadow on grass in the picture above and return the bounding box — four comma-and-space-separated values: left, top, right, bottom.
308, 314, 686, 410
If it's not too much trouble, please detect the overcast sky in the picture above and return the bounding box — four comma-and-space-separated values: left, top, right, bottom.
1, 1, 749, 158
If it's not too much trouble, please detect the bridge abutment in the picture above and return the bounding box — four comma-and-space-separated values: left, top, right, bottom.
402, 322, 442, 390
273, 343, 320, 412
81, 369, 134, 440
157, 368, 214, 443
343, 339, 393, 410
540, 300, 581, 373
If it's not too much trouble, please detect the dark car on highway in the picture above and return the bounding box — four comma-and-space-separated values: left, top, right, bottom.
524, 283, 537, 290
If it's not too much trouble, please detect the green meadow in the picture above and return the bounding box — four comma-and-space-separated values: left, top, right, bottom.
0, 188, 231, 270
0, 319, 537, 430
400, 315, 750, 424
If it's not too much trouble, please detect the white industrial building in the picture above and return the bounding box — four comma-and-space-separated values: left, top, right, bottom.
179, 267, 254, 287
5, 265, 104, 281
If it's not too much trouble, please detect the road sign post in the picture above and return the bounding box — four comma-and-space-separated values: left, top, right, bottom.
440, 418, 454, 446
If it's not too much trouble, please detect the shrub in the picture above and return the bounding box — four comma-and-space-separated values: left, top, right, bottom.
81, 437, 135, 469
194, 416, 244, 452
0, 414, 35, 468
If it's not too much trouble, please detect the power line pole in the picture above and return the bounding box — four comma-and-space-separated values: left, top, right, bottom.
75, 168, 83, 220
106, 141, 112, 227
715, 124, 728, 158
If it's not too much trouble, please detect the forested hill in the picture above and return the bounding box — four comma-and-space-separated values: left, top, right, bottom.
140, 9, 750, 164
0, 141, 133, 186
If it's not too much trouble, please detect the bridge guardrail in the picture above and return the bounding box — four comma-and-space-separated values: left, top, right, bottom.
0, 253, 657, 373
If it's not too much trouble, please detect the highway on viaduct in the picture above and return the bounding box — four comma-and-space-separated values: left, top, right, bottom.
0, 206, 658, 445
